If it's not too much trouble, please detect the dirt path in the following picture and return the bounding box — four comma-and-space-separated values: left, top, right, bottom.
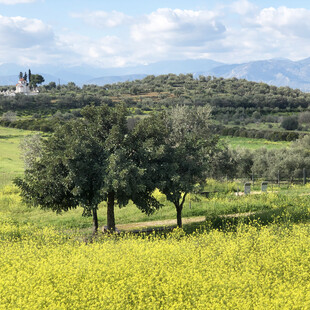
113, 211, 259, 232
115, 216, 206, 231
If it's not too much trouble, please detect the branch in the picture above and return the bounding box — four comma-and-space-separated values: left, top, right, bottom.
180, 192, 188, 209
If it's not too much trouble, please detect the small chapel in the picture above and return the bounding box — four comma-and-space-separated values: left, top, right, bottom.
1, 71, 40, 96
15, 78, 30, 94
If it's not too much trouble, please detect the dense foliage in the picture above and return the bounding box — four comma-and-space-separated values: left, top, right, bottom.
231, 135, 310, 180
156, 105, 218, 227
1, 75, 310, 139
14, 105, 167, 232
219, 125, 304, 142
14, 104, 219, 229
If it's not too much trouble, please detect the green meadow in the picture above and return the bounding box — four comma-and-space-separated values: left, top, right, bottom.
0, 127, 36, 188
0, 126, 309, 233
222, 136, 291, 150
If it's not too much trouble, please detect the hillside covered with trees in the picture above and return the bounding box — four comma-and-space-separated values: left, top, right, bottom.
1, 74, 310, 141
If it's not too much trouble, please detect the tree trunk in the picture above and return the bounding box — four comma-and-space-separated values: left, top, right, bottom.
92, 207, 98, 234
107, 191, 115, 232
176, 204, 183, 228
175, 193, 187, 228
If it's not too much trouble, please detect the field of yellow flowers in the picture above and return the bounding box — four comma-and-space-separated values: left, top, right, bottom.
1, 220, 310, 309
2, 177, 310, 309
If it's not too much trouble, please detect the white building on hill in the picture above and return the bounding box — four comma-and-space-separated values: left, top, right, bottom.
16, 78, 30, 94
1, 77, 39, 96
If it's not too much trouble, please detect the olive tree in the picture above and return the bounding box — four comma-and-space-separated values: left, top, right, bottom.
19, 133, 43, 169
158, 105, 218, 227
281, 116, 299, 130
15, 105, 162, 233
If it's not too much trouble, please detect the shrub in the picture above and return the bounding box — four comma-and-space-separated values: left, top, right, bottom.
281, 116, 299, 130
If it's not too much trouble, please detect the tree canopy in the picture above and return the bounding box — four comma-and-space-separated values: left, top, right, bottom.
30, 74, 45, 88
14, 104, 162, 233
156, 105, 218, 227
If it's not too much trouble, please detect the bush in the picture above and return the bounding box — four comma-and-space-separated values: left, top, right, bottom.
281, 116, 299, 130
298, 111, 310, 124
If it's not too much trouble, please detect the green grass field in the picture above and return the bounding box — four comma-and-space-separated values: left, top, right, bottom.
0, 125, 308, 231
0, 126, 289, 187
2, 178, 310, 234
222, 136, 291, 149
0, 127, 36, 188
0, 126, 305, 232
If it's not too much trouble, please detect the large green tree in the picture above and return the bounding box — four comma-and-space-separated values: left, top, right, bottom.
15, 118, 103, 233
15, 104, 161, 233
158, 105, 218, 227
30, 74, 45, 88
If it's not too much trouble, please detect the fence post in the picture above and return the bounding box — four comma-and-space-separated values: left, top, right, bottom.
303, 168, 307, 185
277, 170, 280, 185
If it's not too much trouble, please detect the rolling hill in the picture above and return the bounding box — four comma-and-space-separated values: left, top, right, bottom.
2, 57, 310, 91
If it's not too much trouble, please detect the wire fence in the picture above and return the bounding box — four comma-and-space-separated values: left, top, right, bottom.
1, 169, 309, 193
237, 169, 308, 190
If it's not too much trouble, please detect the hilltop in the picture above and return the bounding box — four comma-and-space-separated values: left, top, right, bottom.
2, 58, 310, 91
1, 74, 310, 143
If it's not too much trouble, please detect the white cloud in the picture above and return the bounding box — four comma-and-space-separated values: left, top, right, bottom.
3, 4, 310, 69
71, 10, 131, 28
124, 8, 227, 65
252, 7, 310, 38
131, 8, 226, 47
63, 8, 228, 67
57, 6, 310, 66
211, 6, 310, 63
66, 5, 310, 66
0, 15, 54, 48
0, 0, 37, 4
230, 0, 257, 15
0, 15, 56, 65
55, 32, 128, 67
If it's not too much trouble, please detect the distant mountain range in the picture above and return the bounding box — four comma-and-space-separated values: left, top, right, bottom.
2, 58, 310, 91
205, 58, 310, 92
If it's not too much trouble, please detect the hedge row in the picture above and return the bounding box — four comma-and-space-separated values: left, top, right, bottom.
219, 126, 305, 141
0, 119, 60, 132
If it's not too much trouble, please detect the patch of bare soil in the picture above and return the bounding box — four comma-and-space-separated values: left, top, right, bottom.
113, 211, 261, 232
116, 216, 206, 231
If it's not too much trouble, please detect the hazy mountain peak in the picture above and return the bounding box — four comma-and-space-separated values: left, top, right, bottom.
1, 58, 310, 91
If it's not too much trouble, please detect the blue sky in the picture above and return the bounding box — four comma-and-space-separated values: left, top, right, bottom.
1, 0, 310, 68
